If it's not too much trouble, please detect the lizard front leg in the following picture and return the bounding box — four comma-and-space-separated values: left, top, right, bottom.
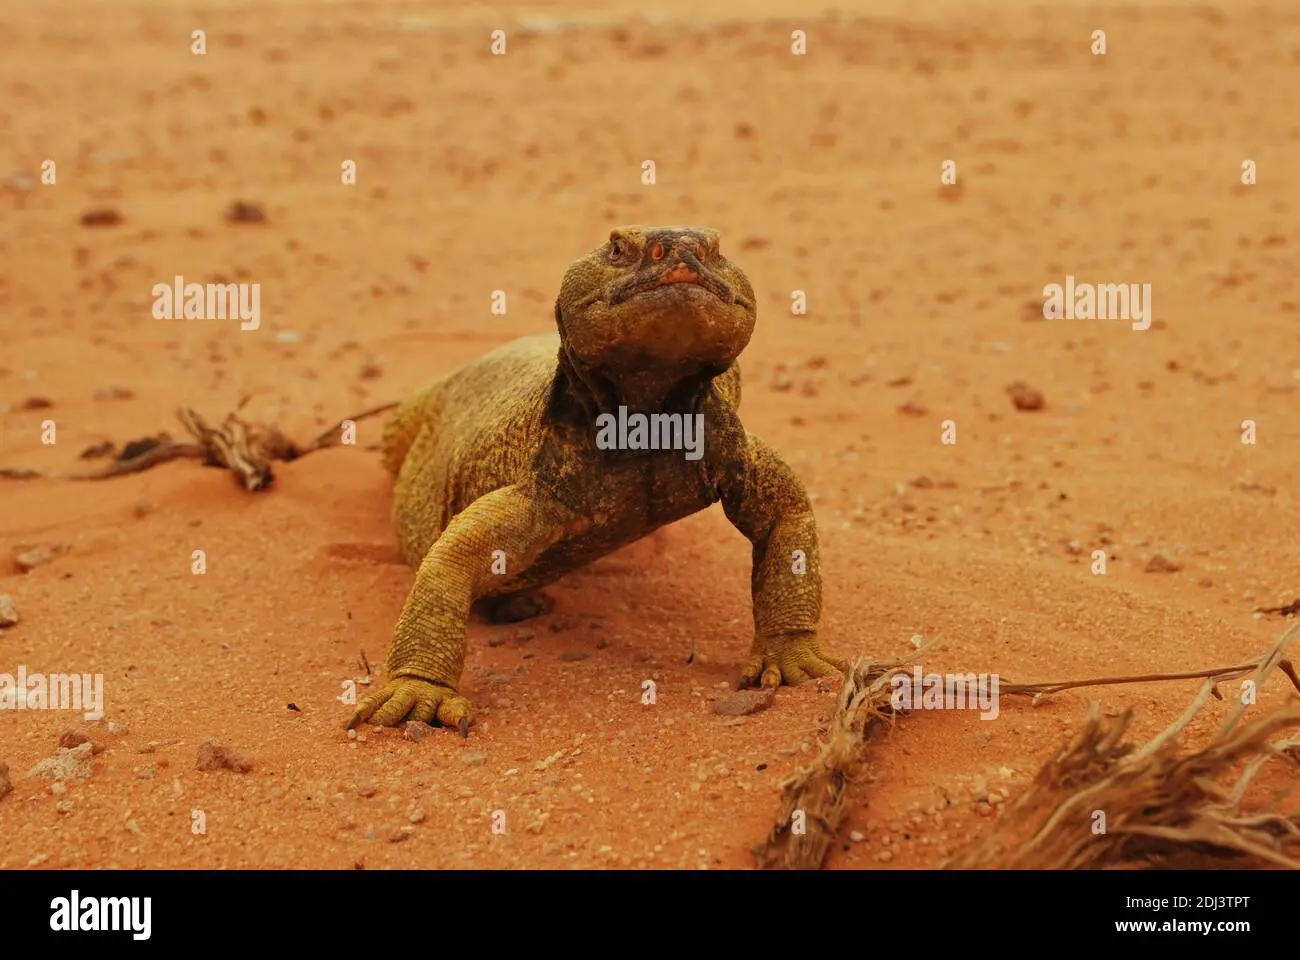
719, 434, 846, 688
348, 483, 572, 734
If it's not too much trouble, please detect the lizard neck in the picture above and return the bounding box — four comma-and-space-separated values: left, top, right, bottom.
550, 344, 725, 428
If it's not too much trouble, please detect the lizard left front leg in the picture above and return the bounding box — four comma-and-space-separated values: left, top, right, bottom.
719, 434, 846, 688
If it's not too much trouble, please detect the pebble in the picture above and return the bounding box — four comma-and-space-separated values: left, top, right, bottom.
195, 742, 252, 773
27, 742, 94, 780
403, 721, 434, 742
714, 688, 776, 716
849, 830, 865, 843
57, 730, 104, 754
459, 750, 488, 767
0, 595, 18, 628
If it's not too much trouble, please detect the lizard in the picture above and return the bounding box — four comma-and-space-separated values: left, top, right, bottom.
349, 225, 845, 735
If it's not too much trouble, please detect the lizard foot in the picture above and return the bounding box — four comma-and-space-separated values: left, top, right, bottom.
739, 632, 847, 689
347, 677, 474, 736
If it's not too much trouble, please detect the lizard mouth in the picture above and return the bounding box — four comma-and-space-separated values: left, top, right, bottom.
611, 264, 734, 306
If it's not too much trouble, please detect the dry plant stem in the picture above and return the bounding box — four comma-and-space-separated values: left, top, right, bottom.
1, 400, 399, 485
70, 441, 203, 480
946, 622, 1300, 869
305, 401, 398, 452
752, 637, 943, 870
997, 657, 1300, 701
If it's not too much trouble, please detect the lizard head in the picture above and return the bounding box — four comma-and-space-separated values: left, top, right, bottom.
554, 226, 756, 390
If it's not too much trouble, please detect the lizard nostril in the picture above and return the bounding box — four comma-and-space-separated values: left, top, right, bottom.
650, 242, 665, 262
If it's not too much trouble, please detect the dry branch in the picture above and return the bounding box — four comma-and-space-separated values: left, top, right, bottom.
1, 399, 398, 491
752, 637, 941, 870
947, 622, 1300, 869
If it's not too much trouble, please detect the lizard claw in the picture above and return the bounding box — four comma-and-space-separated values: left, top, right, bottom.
347, 677, 474, 733
739, 632, 846, 689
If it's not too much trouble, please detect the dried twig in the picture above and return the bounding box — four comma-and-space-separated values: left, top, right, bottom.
947, 622, 1300, 869
752, 637, 941, 869
1, 399, 398, 489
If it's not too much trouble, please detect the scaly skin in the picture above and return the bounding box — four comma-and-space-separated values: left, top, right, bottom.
349, 225, 845, 734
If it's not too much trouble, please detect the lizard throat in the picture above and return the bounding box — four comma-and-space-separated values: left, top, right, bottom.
552, 345, 725, 426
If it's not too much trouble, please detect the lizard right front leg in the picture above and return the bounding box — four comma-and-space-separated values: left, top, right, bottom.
348, 484, 571, 734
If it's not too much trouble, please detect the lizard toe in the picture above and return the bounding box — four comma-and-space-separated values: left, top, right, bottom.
348, 678, 471, 731
738, 634, 848, 689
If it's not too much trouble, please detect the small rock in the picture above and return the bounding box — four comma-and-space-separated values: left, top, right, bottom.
408, 809, 426, 824
487, 631, 509, 647
403, 721, 434, 742
195, 742, 252, 773
558, 650, 588, 662
0, 762, 11, 799
57, 730, 104, 754
27, 742, 94, 780
390, 825, 414, 843
80, 208, 123, 227
849, 830, 865, 843
1006, 381, 1045, 411
14, 543, 69, 573
224, 200, 266, 224
93, 385, 135, 401
897, 399, 929, 416
0, 595, 18, 628
714, 688, 776, 717
459, 750, 488, 767
19, 396, 52, 410
1145, 554, 1182, 573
